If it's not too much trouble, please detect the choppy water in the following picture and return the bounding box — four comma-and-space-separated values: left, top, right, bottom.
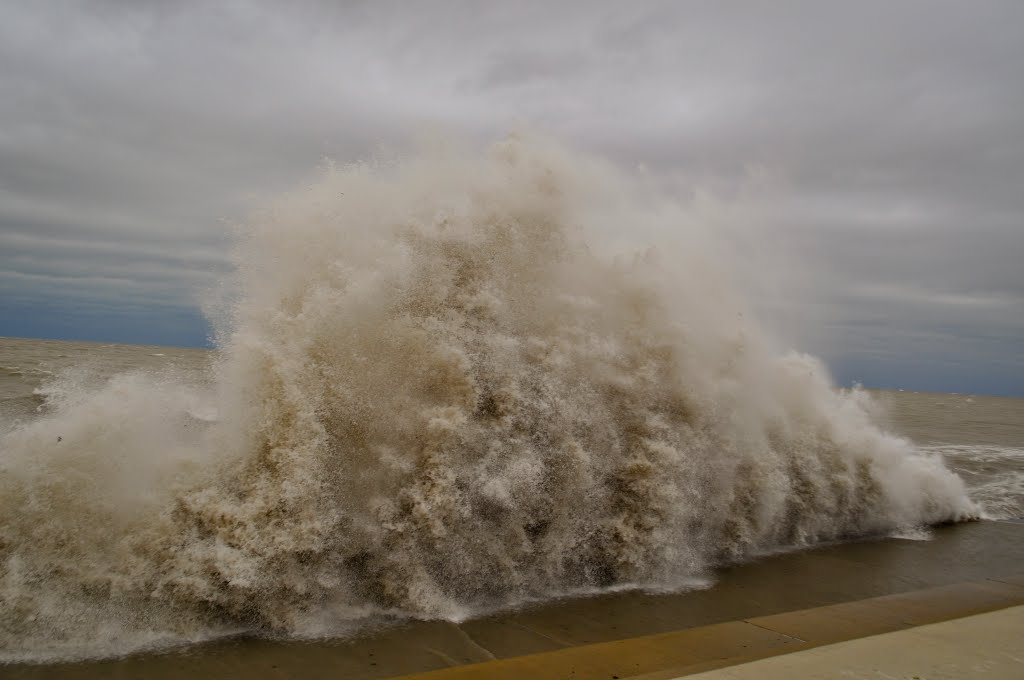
0, 139, 1013, 663
874, 390, 1024, 524
0, 338, 212, 423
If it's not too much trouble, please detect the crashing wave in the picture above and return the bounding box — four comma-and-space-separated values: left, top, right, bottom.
0, 136, 975, 662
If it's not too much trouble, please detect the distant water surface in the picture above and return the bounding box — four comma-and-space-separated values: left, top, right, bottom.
0, 336, 212, 422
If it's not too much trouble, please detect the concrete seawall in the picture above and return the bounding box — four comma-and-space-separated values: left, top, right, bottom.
393, 576, 1024, 679
6, 520, 1024, 679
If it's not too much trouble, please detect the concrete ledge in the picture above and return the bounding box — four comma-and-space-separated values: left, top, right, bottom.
675, 605, 1024, 679
394, 576, 1024, 680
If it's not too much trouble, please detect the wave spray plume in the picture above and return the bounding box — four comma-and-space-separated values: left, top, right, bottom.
0, 136, 976, 662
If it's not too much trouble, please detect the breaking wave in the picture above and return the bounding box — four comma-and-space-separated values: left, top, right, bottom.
925, 444, 1024, 520
0, 137, 976, 662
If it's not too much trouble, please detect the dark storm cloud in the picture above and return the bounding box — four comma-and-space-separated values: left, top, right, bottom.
0, 1, 1021, 393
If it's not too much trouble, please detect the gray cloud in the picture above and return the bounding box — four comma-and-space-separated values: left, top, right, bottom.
1, 0, 1022, 393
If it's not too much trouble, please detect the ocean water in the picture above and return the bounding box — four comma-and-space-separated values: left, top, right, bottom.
0, 139, 1017, 663
874, 390, 1024, 524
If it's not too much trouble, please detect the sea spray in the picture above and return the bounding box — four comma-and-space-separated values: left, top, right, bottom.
0, 136, 976, 662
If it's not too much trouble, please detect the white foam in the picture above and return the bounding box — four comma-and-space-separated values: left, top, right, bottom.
923, 444, 1024, 520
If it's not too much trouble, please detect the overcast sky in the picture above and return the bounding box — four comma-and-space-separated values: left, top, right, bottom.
1, 1, 1022, 395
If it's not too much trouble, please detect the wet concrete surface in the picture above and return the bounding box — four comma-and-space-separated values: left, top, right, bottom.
6, 520, 1024, 680
393, 580, 1024, 680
